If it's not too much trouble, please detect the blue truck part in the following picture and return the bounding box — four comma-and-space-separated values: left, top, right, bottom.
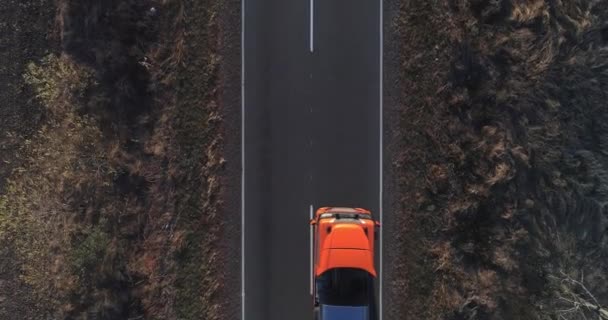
320, 304, 369, 320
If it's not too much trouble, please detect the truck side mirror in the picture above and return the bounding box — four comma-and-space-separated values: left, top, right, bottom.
374, 221, 380, 240
310, 219, 316, 226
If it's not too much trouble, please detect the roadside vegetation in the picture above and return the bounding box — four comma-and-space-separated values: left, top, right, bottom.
0, 0, 227, 319
390, 0, 608, 319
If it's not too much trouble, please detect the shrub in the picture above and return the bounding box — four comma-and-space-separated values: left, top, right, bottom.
71, 227, 110, 275
23, 53, 94, 113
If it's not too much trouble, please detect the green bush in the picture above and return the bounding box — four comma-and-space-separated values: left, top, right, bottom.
71, 228, 110, 274
23, 54, 94, 112
0, 195, 8, 238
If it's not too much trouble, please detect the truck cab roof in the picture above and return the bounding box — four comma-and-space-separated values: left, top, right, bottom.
317, 224, 375, 277
312, 208, 378, 277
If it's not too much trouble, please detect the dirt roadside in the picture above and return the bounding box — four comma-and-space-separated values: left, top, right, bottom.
385, 0, 608, 319
217, 0, 243, 318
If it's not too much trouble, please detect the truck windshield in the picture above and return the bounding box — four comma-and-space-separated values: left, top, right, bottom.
316, 268, 372, 306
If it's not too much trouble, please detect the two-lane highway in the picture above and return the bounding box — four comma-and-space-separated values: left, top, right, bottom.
242, 0, 382, 318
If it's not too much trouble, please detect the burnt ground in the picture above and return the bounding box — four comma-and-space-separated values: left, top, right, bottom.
0, 1, 58, 318
385, 0, 608, 319
0, 0, 239, 319
0, 2, 56, 195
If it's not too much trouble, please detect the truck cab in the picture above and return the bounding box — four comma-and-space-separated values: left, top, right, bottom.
310, 207, 380, 320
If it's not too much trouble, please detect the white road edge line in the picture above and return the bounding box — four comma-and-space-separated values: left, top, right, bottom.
241, 0, 246, 317
379, 0, 384, 318
310, 204, 314, 295
309, 0, 314, 52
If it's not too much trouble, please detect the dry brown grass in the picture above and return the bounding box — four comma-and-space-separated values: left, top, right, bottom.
1, 0, 226, 318
1, 53, 117, 313
391, 0, 608, 319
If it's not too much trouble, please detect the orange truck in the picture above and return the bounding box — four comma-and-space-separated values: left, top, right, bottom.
310, 207, 380, 320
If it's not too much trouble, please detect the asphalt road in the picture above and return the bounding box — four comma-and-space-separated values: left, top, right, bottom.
243, 0, 381, 318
